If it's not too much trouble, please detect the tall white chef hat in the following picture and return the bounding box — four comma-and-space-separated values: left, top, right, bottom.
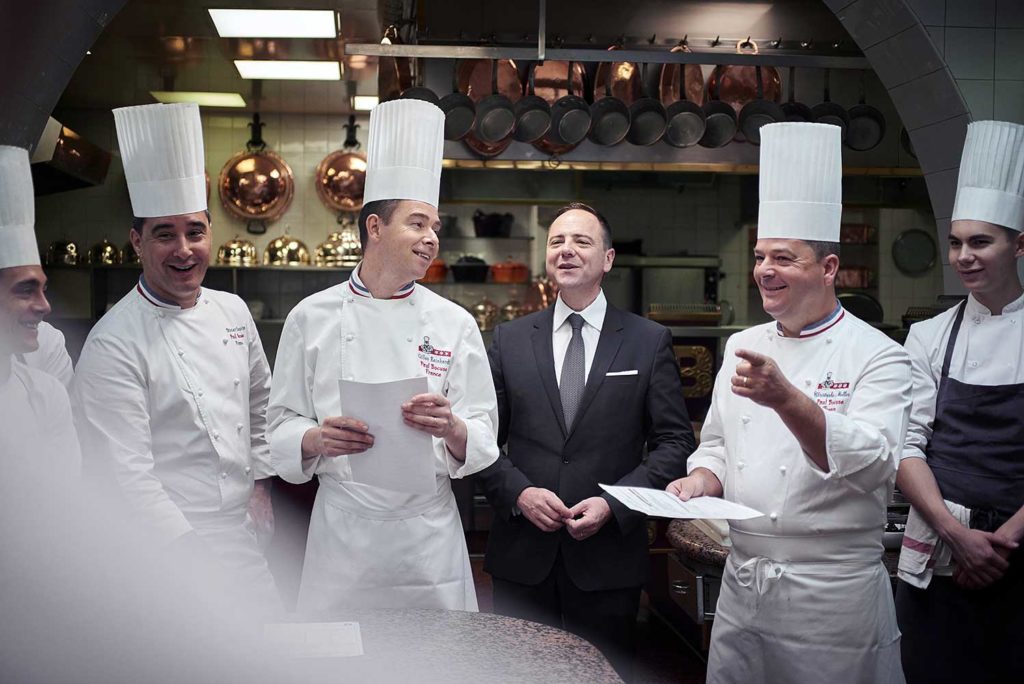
0, 145, 41, 270
363, 98, 445, 208
951, 120, 1024, 232
757, 122, 843, 242
113, 102, 207, 218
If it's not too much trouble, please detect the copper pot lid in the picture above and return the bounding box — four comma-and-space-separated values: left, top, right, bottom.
46, 239, 80, 266
218, 113, 294, 224
315, 151, 367, 213
88, 237, 121, 265
530, 61, 587, 157
217, 234, 258, 266
263, 232, 310, 266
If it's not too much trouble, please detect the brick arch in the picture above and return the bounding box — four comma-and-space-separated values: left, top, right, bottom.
826, 0, 971, 293
0, 1, 127, 149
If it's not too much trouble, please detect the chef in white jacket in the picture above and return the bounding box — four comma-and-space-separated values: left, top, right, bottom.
666, 123, 912, 684
0, 145, 80, 478
21, 321, 74, 387
71, 103, 277, 603
268, 99, 499, 612
896, 121, 1024, 683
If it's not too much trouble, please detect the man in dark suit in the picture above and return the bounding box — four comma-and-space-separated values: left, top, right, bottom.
478, 203, 694, 679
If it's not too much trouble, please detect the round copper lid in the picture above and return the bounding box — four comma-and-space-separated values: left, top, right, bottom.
315, 151, 367, 213
218, 149, 295, 222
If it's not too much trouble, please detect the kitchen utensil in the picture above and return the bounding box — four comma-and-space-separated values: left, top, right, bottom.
531, 61, 588, 158
698, 77, 738, 148
377, 25, 414, 102
589, 63, 631, 147
513, 65, 552, 143
626, 62, 668, 146
737, 47, 785, 145
87, 238, 121, 265
46, 239, 80, 265
663, 43, 706, 149
439, 62, 477, 141
218, 113, 294, 233
781, 67, 814, 123
491, 258, 529, 283
846, 70, 886, 151
474, 60, 518, 144
216, 234, 258, 266
420, 259, 448, 283
473, 210, 514, 238
838, 291, 883, 322
314, 116, 366, 213
705, 41, 782, 116
314, 227, 361, 267
892, 229, 936, 276
659, 43, 705, 108
263, 232, 310, 266
549, 61, 591, 146
811, 69, 850, 142
451, 255, 490, 283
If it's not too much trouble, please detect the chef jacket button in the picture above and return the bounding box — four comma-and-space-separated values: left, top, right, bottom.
223, 338, 229, 345
158, 312, 165, 319
177, 348, 184, 356
741, 415, 751, 424
969, 360, 979, 368
346, 297, 354, 304
974, 316, 982, 324
346, 333, 355, 341
213, 431, 220, 440
826, 338, 833, 344
244, 466, 251, 474
197, 389, 204, 397
779, 465, 787, 475
805, 379, 812, 387
407, 337, 413, 343
769, 512, 778, 521
738, 461, 745, 470
220, 472, 227, 479
236, 423, 244, 432
233, 378, 240, 386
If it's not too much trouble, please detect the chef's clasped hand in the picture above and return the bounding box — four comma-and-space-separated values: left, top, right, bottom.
402, 392, 460, 439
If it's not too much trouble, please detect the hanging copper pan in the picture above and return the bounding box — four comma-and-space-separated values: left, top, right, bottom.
531, 60, 588, 157
218, 114, 294, 229
660, 44, 705, 107
377, 25, 414, 102
457, 58, 521, 158
705, 41, 782, 117
315, 115, 367, 212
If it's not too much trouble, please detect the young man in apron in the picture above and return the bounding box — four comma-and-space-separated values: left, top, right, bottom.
896, 120, 1024, 683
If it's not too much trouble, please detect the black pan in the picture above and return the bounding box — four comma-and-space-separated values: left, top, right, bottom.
699, 76, 738, 148
549, 61, 591, 146
400, 86, 440, 106
438, 62, 476, 141
663, 44, 706, 148
811, 69, 849, 142
474, 60, 517, 143
589, 64, 631, 146
513, 65, 551, 143
781, 67, 813, 123
626, 63, 668, 146
846, 71, 886, 151
738, 66, 785, 145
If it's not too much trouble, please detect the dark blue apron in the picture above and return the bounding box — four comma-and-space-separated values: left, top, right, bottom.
896, 300, 1024, 684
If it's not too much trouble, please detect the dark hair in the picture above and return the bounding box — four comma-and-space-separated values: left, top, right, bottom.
357, 199, 402, 250
804, 240, 841, 261
131, 209, 212, 234
552, 202, 613, 250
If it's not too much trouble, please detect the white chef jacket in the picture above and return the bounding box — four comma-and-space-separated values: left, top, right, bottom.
20, 321, 74, 387
688, 308, 911, 684
71, 282, 276, 596
903, 293, 1024, 462
0, 359, 81, 478
268, 266, 499, 612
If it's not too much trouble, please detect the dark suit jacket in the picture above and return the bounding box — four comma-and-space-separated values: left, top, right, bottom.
478, 302, 695, 591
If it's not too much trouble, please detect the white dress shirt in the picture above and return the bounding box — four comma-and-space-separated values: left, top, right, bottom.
552, 290, 607, 386
902, 292, 1024, 461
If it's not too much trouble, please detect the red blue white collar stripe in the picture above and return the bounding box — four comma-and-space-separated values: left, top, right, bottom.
347, 263, 415, 300
136, 276, 199, 309
777, 301, 844, 338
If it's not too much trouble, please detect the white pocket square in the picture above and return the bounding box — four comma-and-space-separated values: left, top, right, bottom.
606, 369, 638, 376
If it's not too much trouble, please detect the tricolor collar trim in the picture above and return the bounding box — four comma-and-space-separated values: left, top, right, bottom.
347, 262, 415, 300
136, 275, 200, 310
777, 301, 844, 338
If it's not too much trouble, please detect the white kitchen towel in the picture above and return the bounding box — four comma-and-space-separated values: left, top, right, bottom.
897, 500, 971, 589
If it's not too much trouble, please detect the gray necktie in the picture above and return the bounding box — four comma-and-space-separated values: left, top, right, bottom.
560, 313, 586, 430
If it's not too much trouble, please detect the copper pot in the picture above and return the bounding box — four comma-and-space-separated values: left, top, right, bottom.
219, 148, 295, 224
88, 238, 121, 265
217, 235, 258, 266
458, 58, 521, 156
705, 41, 782, 117
531, 61, 588, 158
314, 228, 361, 267
491, 258, 529, 283
315, 150, 367, 213
46, 239, 80, 266
263, 232, 310, 266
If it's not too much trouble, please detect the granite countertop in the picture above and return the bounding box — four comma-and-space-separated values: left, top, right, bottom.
667, 520, 901, 576
286, 608, 623, 684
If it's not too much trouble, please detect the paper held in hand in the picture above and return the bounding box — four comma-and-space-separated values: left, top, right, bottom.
599, 484, 764, 520
339, 376, 435, 496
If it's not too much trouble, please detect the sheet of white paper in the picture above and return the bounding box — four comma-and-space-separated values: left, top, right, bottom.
340, 376, 435, 496
599, 484, 763, 520
263, 622, 363, 658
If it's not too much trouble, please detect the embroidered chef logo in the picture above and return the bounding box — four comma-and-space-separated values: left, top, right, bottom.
814, 371, 851, 411
225, 325, 246, 346
417, 335, 453, 377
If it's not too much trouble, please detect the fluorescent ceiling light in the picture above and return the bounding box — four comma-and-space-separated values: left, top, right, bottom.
353, 96, 379, 111
151, 91, 246, 107
209, 9, 336, 38
234, 60, 340, 80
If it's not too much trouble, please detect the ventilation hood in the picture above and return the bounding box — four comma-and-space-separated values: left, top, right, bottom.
30, 117, 111, 195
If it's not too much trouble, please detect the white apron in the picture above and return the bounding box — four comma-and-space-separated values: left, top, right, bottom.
269, 273, 499, 613
689, 310, 912, 684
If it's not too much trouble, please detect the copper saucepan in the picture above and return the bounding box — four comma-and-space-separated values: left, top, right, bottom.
458, 58, 521, 158
532, 61, 588, 158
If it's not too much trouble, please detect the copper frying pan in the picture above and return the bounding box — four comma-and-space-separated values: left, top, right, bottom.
531, 60, 588, 157
458, 58, 521, 158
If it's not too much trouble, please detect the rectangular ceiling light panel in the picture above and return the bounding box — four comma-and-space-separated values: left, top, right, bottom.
234, 60, 340, 80
151, 91, 247, 107
209, 9, 336, 38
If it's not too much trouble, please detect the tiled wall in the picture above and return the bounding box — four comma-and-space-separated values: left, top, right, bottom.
876, 207, 946, 323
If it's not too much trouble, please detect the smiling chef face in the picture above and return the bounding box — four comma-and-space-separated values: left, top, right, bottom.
0, 265, 51, 355
130, 211, 212, 308
367, 200, 441, 284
